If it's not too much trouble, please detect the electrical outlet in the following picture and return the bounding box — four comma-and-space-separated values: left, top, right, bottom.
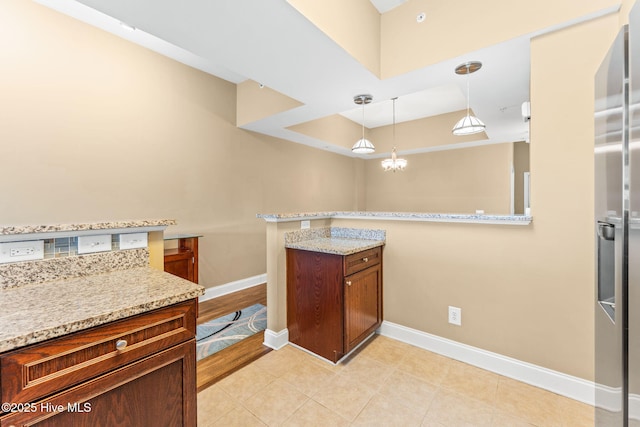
119, 233, 148, 250
77, 235, 112, 254
0, 240, 44, 263
301, 220, 310, 229
448, 306, 462, 326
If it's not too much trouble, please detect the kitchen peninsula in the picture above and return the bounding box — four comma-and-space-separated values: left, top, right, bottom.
0, 220, 204, 426
258, 211, 536, 373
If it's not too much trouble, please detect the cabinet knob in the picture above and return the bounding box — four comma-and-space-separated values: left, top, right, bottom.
115, 339, 128, 351
346, 280, 352, 286
362, 257, 369, 262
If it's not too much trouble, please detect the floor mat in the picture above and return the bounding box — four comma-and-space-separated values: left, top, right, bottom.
196, 303, 266, 361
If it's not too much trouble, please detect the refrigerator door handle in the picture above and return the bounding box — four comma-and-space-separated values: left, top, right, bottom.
597, 220, 616, 322
598, 221, 616, 241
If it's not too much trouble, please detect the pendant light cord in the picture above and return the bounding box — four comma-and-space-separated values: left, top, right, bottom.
466, 64, 471, 115
392, 97, 396, 144
361, 100, 365, 140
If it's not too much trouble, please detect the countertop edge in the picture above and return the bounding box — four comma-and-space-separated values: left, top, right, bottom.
258, 211, 532, 225
0, 219, 177, 240
285, 239, 385, 256
0, 267, 204, 353
0, 288, 204, 354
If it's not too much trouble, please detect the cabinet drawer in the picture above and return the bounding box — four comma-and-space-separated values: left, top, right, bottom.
344, 246, 381, 276
1, 299, 197, 406
0, 340, 196, 427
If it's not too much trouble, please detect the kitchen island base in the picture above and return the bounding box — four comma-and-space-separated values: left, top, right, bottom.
286, 246, 383, 364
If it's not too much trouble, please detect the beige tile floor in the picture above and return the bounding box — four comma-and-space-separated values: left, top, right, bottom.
197, 335, 594, 426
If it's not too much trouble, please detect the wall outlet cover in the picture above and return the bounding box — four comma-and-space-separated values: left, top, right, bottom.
301, 220, 311, 229
0, 240, 45, 264
77, 234, 112, 254
448, 306, 462, 326
119, 232, 148, 250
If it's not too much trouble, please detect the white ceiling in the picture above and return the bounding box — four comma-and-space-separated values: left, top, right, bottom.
369, 0, 408, 14
33, 0, 606, 158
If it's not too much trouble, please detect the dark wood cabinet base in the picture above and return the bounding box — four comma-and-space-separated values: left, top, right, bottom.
1, 301, 198, 427
286, 247, 383, 363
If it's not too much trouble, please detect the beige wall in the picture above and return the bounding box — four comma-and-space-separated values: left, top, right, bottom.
0, 0, 628, 382
0, 0, 361, 288
345, 11, 615, 381
292, 109, 488, 153
287, 114, 365, 151
364, 143, 512, 214
287, 0, 381, 76
263, 12, 620, 383
380, 0, 619, 78
236, 79, 303, 127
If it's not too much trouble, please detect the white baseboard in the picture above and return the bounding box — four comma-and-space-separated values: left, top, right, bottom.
378, 321, 595, 405
631, 393, 640, 420
264, 328, 289, 350
198, 273, 267, 302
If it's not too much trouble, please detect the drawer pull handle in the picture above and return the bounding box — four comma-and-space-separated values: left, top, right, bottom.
346, 280, 352, 286
115, 339, 128, 351
362, 257, 369, 262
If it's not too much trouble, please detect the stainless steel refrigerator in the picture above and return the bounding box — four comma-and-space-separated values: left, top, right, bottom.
595, 3, 640, 425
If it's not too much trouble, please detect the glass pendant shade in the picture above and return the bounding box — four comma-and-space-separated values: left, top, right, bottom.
352, 138, 375, 154
352, 94, 375, 154
452, 114, 486, 135
452, 61, 485, 136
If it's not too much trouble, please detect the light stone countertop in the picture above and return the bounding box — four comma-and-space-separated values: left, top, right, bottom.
0, 219, 176, 236
258, 211, 532, 225
285, 237, 384, 255
284, 227, 385, 255
0, 267, 204, 353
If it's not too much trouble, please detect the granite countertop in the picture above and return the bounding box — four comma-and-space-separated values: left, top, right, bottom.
284, 227, 385, 256
0, 219, 176, 236
258, 211, 532, 225
0, 267, 204, 353
286, 237, 384, 255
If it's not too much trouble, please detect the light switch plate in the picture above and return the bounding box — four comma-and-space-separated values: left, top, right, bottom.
0, 240, 44, 263
77, 234, 112, 254
119, 233, 148, 250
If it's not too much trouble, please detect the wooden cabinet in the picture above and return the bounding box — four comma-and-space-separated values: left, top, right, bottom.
0, 300, 198, 427
164, 235, 200, 284
286, 246, 382, 363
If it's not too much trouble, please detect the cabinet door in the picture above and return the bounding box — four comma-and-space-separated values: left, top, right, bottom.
164, 250, 194, 282
286, 249, 344, 362
1, 341, 196, 427
344, 263, 382, 354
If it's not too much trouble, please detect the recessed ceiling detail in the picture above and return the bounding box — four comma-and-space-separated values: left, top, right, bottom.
36, 0, 616, 157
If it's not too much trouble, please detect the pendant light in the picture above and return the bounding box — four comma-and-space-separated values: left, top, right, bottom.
381, 97, 407, 172
351, 94, 375, 154
452, 61, 486, 136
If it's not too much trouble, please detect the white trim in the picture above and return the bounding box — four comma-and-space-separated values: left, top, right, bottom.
378, 321, 595, 405
198, 273, 267, 302
593, 385, 640, 421
631, 393, 640, 421
264, 328, 289, 350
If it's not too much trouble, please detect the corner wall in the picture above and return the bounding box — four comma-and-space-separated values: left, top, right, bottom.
0, 0, 361, 288
339, 12, 618, 381
364, 143, 513, 214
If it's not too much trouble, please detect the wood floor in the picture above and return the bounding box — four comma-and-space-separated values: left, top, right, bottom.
196, 283, 271, 392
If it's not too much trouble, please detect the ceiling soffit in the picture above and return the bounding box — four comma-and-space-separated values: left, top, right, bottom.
44, 0, 619, 157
